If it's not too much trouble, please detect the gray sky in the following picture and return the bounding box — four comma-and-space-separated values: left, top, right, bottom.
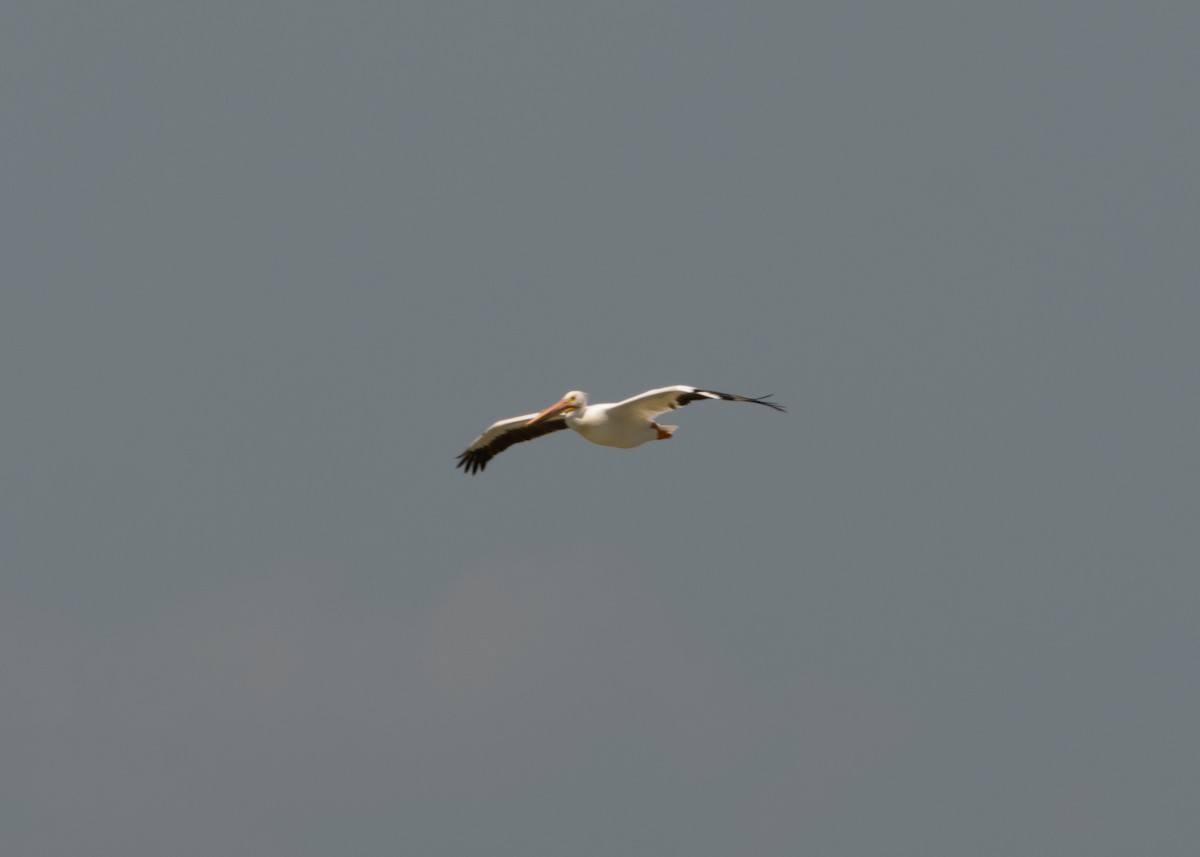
3, 2, 1198, 855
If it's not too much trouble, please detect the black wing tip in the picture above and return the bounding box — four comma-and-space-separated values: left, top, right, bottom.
695, 388, 787, 413
455, 450, 489, 474
750, 394, 787, 413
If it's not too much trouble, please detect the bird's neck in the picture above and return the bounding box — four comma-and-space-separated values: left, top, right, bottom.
565, 405, 587, 426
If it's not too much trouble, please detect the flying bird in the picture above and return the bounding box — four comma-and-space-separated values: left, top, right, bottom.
455, 385, 785, 474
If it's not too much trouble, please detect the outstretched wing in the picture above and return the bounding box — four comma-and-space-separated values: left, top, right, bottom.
605, 385, 786, 421
455, 412, 570, 474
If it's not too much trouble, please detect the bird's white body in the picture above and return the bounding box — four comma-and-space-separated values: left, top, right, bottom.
455, 385, 784, 474
560, 393, 676, 448
569, 410, 662, 448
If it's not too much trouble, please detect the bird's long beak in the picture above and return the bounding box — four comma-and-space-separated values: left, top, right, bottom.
527, 397, 574, 425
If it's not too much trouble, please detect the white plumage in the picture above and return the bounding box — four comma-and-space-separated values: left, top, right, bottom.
455, 385, 784, 474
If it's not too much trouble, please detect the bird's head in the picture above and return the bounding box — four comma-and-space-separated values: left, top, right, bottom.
528, 390, 587, 425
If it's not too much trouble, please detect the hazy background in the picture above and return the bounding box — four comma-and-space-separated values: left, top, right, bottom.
3, 2, 1197, 854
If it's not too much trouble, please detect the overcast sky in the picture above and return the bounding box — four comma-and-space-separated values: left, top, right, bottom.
2, 2, 1198, 855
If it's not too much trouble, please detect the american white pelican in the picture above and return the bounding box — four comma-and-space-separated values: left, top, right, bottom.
455, 385, 785, 474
